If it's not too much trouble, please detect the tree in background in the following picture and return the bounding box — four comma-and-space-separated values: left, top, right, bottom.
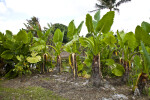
51, 23, 69, 43
24, 16, 41, 37
91, 0, 131, 12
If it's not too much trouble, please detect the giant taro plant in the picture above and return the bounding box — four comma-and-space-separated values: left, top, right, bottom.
63, 20, 84, 79
79, 11, 115, 87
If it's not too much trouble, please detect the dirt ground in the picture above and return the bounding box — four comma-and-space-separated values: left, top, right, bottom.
1, 72, 149, 100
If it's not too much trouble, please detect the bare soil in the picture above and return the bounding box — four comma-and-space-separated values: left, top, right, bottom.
1, 72, 149, 100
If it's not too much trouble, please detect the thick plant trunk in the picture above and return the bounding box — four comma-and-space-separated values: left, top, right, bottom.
69, 54, 74, 77
72, 53, 78, 79
91, 55, 102, 87
41, 54, 47, 73
55, 55, 61, 73
122, 60, 130, 83
137, 73, 148, 94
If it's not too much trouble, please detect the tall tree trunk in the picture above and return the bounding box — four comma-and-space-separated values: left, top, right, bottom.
91, 55, 102, 87
55, 55, 61, 73
41, 54, 47, 73
72, 53, 78, 79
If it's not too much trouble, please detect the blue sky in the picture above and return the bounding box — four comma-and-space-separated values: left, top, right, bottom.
0, 0, 150, 36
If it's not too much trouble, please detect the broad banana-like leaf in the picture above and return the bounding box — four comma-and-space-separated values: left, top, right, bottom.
33, 37, 46, 45
84, 51, 93, 67
105, 59, 115, 66
63, 35, 78, 48
85, 14, 94, 33
26, 52, 41, 63
103, 34, 116, 47
27, 56, 41, 63
3, 39, 15, 50
55, 42, 62, 55
67, 20, 76, 40
133, 55, 142, 70
64, 45, 72, 53
72, 41, 80, 54
141, 21, 150, 33
53, 29, 64, 43
27, 32, 33, 43
123, 32, 137, 49
30, 45, 45, 52
0, 32, 4, 41
92, 20, 97, 30
79, 37, 94, 49
15, 30, 28, 44
44, 28, 51, 40
135, 26, 150, 46
96, 11, 115, 33
94, 10, 100, 21
117, 31, 125, 48
77, 21, 84, 34
1, 50, 13, 59
112, 64, 125, 76
5, 30, 13, 40
141, 41, 150, 73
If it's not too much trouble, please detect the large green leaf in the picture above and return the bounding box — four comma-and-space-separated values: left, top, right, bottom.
5, 30, 13, 40
30, 45, 45, 52
67, 20, 76, 40
141, 41, 150, 73
3, 40, 14, 49
79, 37, 94, 49
96, 11, 114, 33
112, 64, 125, 76
64, 45, 72, 53
63, 35, 78, 48
85, 14, 94, 33
135, 26, 150, 46
103, 34, 116, 47
141, 21, 150, 33
105, 59, 115, 66
15, 30, 28, 44
94, 10, 100, 21
117, 31, 123, 48
84, 52, 93, 67
26, 52, 41, 63
1, 50, 13, 59
44, 28, 51, 40
123, 32, 137, 49
53, 29, 64, 43
133, 55, 142, 70
0, 32, 4, 41
27, 32, 33, 43
72, 41, 80, 54
55, 42, 62, 55
77, 21, 84, 34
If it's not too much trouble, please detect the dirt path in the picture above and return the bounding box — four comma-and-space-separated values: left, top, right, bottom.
1, 72, 149, 100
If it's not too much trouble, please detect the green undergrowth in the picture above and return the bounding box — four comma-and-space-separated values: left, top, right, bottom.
0, 81, 67, 100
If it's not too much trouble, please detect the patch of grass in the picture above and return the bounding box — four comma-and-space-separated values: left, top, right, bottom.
0, 82, 67, 100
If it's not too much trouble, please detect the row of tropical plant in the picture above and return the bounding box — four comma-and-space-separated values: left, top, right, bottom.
0, 11, 150, 95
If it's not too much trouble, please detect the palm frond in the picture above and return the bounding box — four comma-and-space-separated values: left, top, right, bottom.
89, 9, 100, 13
116, 0, 131, 7
113, 7, 120, 13
96, 3, 107, 9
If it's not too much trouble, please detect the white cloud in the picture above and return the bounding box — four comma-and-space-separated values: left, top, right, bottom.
0, 2, 7, 13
